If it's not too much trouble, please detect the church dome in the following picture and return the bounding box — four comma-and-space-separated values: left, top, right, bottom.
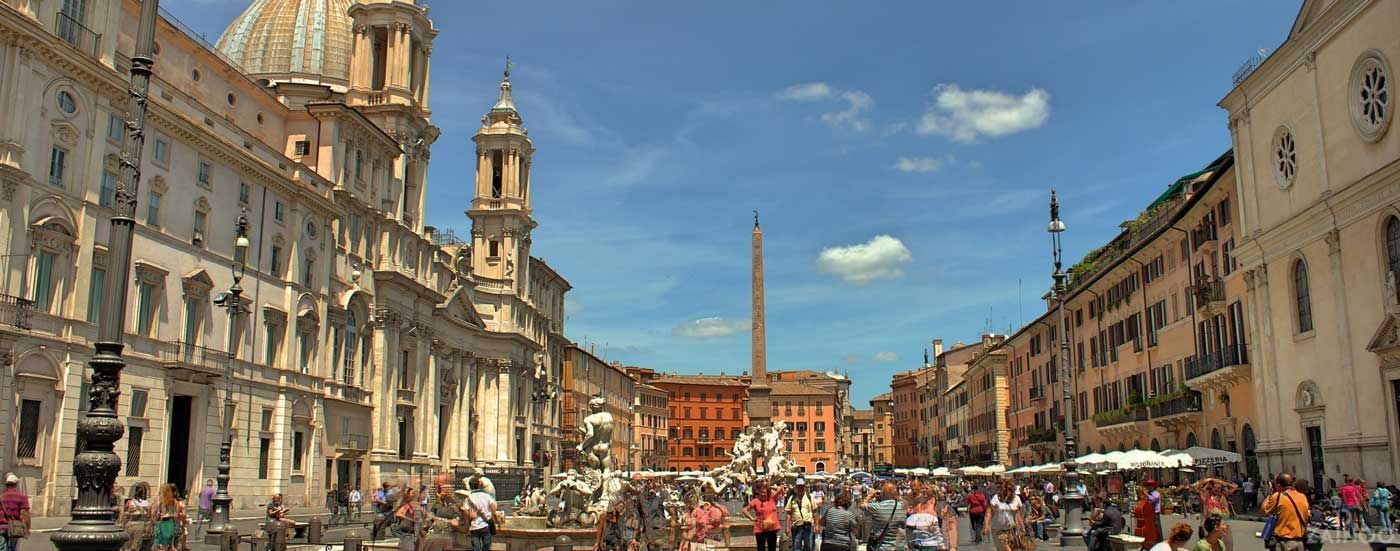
216, 0, 354, 85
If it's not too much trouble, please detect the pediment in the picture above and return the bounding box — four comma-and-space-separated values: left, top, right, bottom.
1289, 0, 1328, 38
437, 281, 485, 328
1366, 313, 1400, 354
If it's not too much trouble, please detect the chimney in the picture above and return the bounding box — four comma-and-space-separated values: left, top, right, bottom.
932, 339, 944, 357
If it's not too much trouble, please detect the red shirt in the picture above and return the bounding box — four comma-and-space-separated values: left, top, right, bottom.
749, 495, 780, 534
1339, 483, 1365, 508
0, 489, 29, 528
966, 492, 987, 515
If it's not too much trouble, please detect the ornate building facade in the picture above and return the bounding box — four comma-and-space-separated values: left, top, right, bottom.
0, 0, 569, 514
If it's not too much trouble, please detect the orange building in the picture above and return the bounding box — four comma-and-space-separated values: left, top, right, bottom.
890, 366, 935, 467
771, 381, 840, 473
652, 374, 748, 472
871, 393, 894, 470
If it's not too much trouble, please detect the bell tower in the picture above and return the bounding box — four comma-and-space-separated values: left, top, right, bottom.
466, 64, 536, 289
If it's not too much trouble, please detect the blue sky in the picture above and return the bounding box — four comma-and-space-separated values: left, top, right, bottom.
167, 1, 1299, 406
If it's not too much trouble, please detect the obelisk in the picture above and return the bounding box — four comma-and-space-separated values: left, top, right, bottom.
747, 211, 773, 427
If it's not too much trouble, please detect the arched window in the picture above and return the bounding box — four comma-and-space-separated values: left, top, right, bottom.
1211, 428, 1223, 451
1242, 424, 1259, 480
1387, 217, 1400, 303
1150, 438, 1161, 452
1294, 260, 1314, 333
1186, 432, 1198, 448
343, 309, 359, 385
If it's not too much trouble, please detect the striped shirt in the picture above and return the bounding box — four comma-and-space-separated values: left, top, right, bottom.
0, 489, 29, 528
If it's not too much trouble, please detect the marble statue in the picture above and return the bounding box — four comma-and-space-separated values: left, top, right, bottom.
706, 422, 797, 490
547, 468, 598, 527
516, 486, 550, 517
577, 395, 615, 473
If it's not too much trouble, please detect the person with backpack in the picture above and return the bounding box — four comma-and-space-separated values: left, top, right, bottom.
965, 484, 989, 545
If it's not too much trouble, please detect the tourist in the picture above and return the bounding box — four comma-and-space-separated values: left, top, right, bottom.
966, 482, 988, 545
423, 488, 465, 551
1148, 523, 1193, 551
349, 486, 363, 521
595, 499, 628, 551
1373, 481, 1394, 534
816, 492, 856, 551
745, 482, 783, 551
372, 481, 397, 541
1133, 485, 1163, 550
1026, 495, 1053, 541
1241, 477, 1257, 512
1194, 515, 1227, 551
464, 477, 500, 551
786, 478, 817, 551
395, 486, 424, 551
0, 474, 31, 551
189, 479, 215, 538
984, 479, 1023, 551
1085, 498, 1124, 551
1263, 473, 1310, 551
118, 482, 153, 551
685, 495, 728, 550
151, 483, 185, 551
861, 481, 906, 551
266, 493, 297, 528
905, 489, 949, 551
1338, 475, 1365, 538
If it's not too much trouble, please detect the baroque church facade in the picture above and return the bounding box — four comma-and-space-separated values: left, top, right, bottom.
0, 0, 569, 514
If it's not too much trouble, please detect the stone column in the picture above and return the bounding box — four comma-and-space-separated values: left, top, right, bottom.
419, 47, 432, 107
1325, 230, 1361, 436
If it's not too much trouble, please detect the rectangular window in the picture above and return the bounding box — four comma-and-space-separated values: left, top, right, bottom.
100, 171, 117, 207
136, 282, 156, 336
258, 437, 271, 479
1219, 198, 1232, 226
49, 146, 67, 186
266, 324, 283, 366
292, 431, 305, 471
86, 266, 106, 323
16, 399, 41, 458
153, 137, 170, 164
130, 389, 149, 417
303, 257, 314, 288
261, 408, 274, 432
300, 333, 313, 373
197, 160, 211, 187
125, 426, 144, 476
488, 241, 500, 257
239, 182, 251, 204
107, 113, 124, 142
183, 297, 200, 346
274, 200, 286, 222
270, 245, 283, 277
32, 251, 56, 311
294, 140, 311, 156
146, 192, 161, 226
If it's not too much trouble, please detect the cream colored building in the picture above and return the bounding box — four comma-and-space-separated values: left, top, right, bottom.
1221, 0, 1400, 486
0, 0, 570, 514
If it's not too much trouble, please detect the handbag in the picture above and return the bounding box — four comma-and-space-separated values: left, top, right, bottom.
463, 491, 498, 536
2, 501, 26, 538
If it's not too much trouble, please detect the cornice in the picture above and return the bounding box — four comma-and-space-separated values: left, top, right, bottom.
1219, 0, 1369, 111
1239, 155, 1400, 267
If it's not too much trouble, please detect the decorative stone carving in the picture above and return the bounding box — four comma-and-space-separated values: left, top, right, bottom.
1325, 228, 1342, 256
1, 180, 15, 202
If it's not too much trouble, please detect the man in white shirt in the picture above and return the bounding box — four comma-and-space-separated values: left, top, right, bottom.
463, 478, 499, 551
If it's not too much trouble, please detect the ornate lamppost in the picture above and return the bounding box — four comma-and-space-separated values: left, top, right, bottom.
51, 1, 159, 550
206, 210, 250, 541
1049, 190, 1085, 545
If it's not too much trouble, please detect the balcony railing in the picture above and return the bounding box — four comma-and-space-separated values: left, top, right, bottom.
1149, 391, 1203, 418
55, 12, 101, 57
1186, 344, 1250, 380
1193, 278, 1226, 306
1192, 222, 1219, 250
161, 341, 230, 374
1029, 386, 1045, 400
396, 388, 416, 404
0, 294, 34, 330
1093, 408, 1148, 429
1025, 429, 1057, 445
337, 434, 370, 450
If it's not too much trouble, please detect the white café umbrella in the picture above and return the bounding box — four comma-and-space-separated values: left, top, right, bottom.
931, 467, 953, 477
1166, 446, 1241, 466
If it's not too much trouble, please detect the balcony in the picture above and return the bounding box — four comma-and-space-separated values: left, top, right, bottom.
161, 341, 229, 380
1028, 386, 1045, 401
1192, 222, 1219, 253
396, 387, 417, 406
1186, 344, 1251, 391
1150, 391, 1203, 429
1093, 408, 1149, 438
55, 12, 101, 57
336, 434, 370, 451
0, 294, 34, 330
1193, 278, 1227, 314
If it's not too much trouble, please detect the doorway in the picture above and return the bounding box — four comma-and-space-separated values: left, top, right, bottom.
166, 395, 193, 496
1306, 426, 1325, 492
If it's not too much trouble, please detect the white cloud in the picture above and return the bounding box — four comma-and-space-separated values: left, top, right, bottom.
893, 156, 944, 173
671, 317, 750, 338
916, 84, 1050, 143
873, 351, 899, 362
817, 235, 913, 284
778, 82, 873, 132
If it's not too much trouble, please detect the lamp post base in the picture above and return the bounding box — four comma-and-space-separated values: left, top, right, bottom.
1058, 460, 1087, 547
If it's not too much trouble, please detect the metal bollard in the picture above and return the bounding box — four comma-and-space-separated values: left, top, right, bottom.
308, 517, 323, 544
343, 531, 363, 551
554, 535, 573, 551
220, 528, 240, 551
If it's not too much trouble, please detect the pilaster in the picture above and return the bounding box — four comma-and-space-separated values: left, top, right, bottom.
1324, 229, 1361, 436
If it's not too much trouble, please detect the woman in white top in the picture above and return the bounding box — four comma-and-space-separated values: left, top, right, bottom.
1148, 522, 1195, 551
983, 480, 1024, 551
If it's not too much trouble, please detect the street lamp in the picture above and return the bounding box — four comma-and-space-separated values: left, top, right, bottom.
1049, 190, 1085, 545
52, 1, 159, 549
206, 209, 249, 542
